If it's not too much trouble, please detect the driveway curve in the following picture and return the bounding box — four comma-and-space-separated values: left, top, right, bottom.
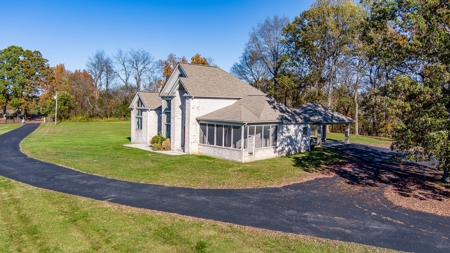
0, 124, 449, 253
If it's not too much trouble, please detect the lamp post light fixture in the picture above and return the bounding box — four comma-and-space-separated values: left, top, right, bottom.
54, 91, 58, 125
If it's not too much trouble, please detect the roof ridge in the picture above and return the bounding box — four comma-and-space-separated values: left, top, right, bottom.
179, 62, 218, 68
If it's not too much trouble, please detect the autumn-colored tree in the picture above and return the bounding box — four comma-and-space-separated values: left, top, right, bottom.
190, 54, 210, 66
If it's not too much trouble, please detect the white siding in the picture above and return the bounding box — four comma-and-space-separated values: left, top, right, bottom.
277, 124, 311, 155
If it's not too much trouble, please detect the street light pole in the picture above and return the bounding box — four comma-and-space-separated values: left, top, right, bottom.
54, 91, 58, 125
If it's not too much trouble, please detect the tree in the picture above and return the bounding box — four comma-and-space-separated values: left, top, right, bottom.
231, 50, 269, 90
86, 50, 115, 116
364, 0, 450, 182
128, 48, 155, 92
232, 15, 289, 98
283, 0, 364, 109
191, 53, 209, 66
113, 49, 132, 88
0, 45, 51, 115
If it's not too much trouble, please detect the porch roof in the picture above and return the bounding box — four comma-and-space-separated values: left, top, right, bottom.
294, 102, 354, 124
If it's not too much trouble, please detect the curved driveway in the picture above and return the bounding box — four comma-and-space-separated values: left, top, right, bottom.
0, 124, 449, 253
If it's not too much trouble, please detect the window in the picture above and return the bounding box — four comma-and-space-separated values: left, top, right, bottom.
165, 112, 171, 138
255, 126, 263, 148
303, 126, 308, 136
135, 98, 144, 129
166, 100, 171, 110
136, 117, 142, 129
224, 126, 232, 147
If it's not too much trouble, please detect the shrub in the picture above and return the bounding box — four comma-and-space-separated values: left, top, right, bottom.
161, 138, 171, 151
151, 134, 168, 151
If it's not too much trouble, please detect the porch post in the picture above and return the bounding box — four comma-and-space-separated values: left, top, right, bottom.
241, 125, 245, 163
345, 123, 350, 144
317, 124, 322, 147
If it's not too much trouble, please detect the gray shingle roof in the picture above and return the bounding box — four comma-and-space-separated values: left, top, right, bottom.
295, 102, 354, 124
197, 95, 306, 124
131, 92, 161, 109
177, 63, 264, 98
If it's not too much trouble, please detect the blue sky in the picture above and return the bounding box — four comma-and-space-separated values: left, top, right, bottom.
1, 0, 313, 72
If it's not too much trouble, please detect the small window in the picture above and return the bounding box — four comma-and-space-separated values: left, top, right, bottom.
166, 100, 171, 110
207, 124, 215, 145
136, 117, 142, 129
302, 126, 308, 136
216, 125, 224, 146
137, 109, 143, 116
137, 98, 144, 107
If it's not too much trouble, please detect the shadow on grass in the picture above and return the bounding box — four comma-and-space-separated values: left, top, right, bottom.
292, 148, 348, 173
126, 137, 131, 142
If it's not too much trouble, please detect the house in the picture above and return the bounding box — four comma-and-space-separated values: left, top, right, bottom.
129, 63, 353, 162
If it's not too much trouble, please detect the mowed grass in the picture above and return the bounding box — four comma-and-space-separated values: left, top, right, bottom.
21, 122, 348, 189
0, 176, 398, 253
326, 132, 392, 148
0, 123, 21, 135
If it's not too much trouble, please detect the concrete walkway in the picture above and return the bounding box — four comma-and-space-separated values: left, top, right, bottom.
123, 144, 186, 155
0, 124, 449, 253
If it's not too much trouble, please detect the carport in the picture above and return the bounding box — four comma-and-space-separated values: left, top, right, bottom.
295, 102, 354, 146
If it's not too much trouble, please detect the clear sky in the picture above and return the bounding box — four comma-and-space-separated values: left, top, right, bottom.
1, 0, 313, 73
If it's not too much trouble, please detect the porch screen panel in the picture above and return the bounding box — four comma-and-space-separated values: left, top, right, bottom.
232, 126, 241, 149
200, 123, 207, 144
270, 125, 278, 146
255, 126, 263, 148
224, 126, 232, 147
263, 126, 270, 147
207, 124, 215, 145
216, 125, 224, 146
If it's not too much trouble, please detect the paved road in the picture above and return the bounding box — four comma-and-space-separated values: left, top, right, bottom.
1, 124, 449, 253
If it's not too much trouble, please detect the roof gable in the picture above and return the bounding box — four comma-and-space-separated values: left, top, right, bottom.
129, 92, 161, 109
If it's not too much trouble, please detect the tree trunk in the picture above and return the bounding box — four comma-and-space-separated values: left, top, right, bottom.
354, 63, 360, 135
443, 169, 450, 183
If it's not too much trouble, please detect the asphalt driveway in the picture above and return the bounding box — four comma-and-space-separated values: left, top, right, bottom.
0, 124, 449, 253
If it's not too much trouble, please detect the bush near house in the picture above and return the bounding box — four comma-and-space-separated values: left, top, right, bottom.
151, 135, 171, 151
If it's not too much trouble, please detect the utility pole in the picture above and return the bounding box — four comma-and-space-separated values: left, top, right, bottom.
54, 91, 58, 125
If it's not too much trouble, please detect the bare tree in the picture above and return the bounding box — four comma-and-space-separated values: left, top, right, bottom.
128, 49, 155, 91
86, 50, 114, 116
113, 49, 132, 88
231, 50, 268, 90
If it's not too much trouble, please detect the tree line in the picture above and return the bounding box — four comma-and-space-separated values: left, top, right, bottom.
0, 46, 210, 120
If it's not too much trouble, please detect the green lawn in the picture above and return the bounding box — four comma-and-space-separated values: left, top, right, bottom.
326, 132, 392, 148
21, 122, 349, 189
0, 176, 397, 252
0, 123, 21, 135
